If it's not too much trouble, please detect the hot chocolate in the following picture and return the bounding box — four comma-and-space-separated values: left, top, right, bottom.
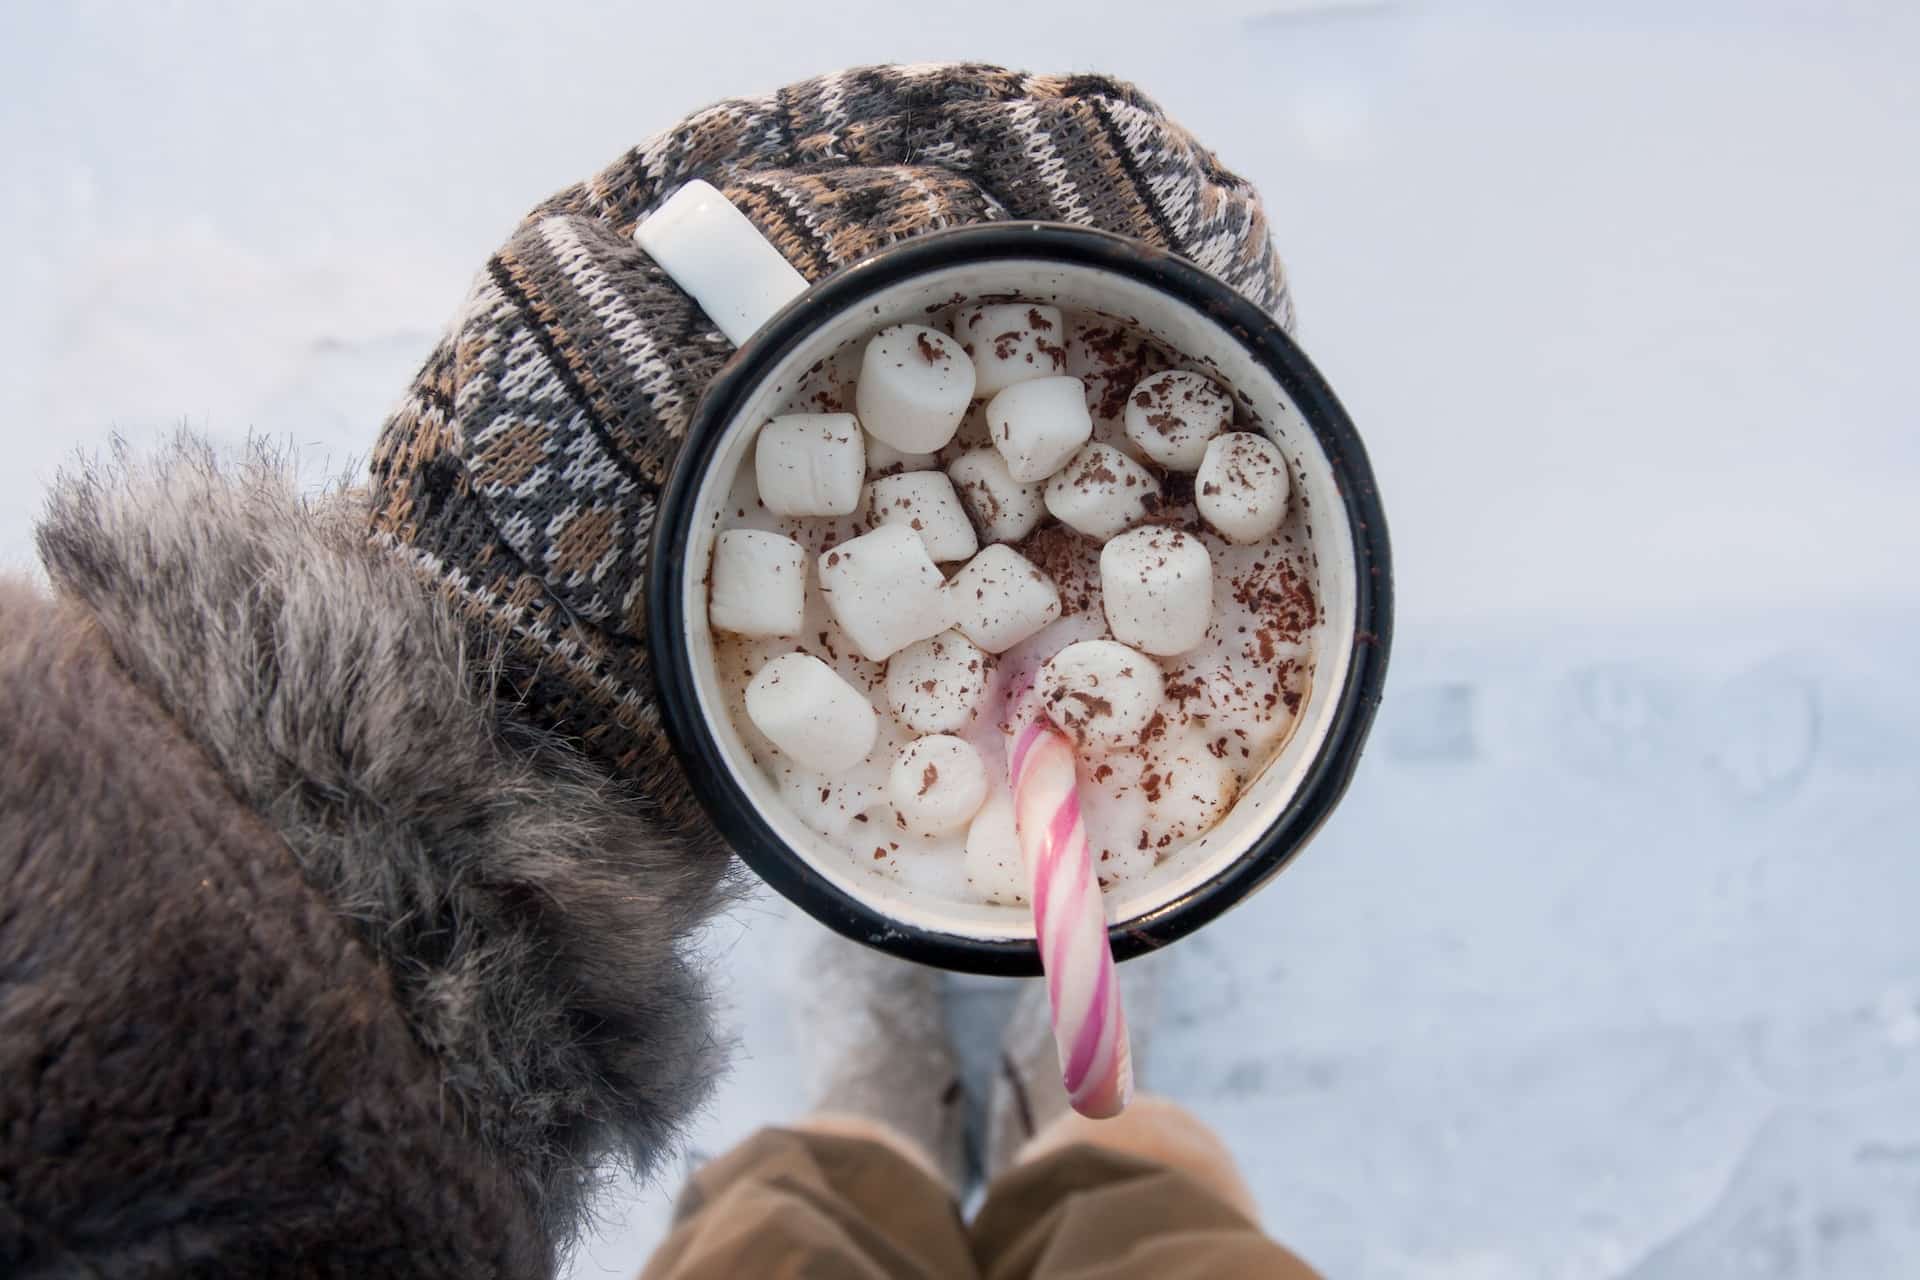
702, 302, 1319, 908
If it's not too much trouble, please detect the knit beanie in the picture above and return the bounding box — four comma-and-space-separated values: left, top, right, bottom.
367, 63, 1291, 820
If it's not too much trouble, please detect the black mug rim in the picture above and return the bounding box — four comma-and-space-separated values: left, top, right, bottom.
647, 222, 1393, 976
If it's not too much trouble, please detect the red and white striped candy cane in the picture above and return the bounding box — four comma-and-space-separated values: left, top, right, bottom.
1007, 681, 1133, 1119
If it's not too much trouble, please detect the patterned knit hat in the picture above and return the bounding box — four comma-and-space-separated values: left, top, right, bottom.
367, 63, 1291, 830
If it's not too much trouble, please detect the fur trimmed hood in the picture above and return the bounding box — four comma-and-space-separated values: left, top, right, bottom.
34, 438, 738, 1256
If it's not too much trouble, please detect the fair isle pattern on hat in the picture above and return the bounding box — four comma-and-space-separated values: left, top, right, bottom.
368, 63, 1291, 826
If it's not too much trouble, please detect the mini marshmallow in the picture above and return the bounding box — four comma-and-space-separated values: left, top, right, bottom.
1079, 753, 1154, 881
864, 433, 939, 476
1038, 639, 1165, 752
954, 302, 1066, 397
745, 652, 878, 774
885, 629, 990, 733
986, 376, 1093, 483
1042, 443, 1162, 542
856, 324, 976, 453
889, 734, 989, 837
1068, 322, 1171, 427
1196, 432, 1292, 544
708, 529, 807, 637
755, 413, 865, 516
775, 767, 871, 841
1100, 527, 1214, 656
817, 524, 951, 661
1161, 656, 1299, 766
964, 795, 1026, 905
868, 471, 979, 563
948, 448, 1045, 544
947, 544, 1062, 654
1143, 732, 1240, 848
1123, 370, 1233, 471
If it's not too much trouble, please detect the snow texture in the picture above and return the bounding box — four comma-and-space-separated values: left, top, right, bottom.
4, 2, 1916, 1276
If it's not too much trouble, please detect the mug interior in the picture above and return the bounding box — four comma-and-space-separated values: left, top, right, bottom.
674, 251, 1361, 948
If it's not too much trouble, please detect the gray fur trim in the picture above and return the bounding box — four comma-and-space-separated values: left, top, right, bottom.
36, 435, 739, 1255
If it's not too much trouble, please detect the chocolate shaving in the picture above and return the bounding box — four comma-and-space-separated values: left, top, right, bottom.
1065, 690, 1114, 719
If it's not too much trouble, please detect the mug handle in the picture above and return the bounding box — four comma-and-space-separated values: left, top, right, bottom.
634, 180, 810, 347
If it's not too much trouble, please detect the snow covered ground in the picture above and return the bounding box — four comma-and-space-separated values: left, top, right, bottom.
4, 2, 1916, 1275
572, 609, 1920, 1277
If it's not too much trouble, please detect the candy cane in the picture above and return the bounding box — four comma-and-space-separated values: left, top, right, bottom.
1007, 678, 1133, 1119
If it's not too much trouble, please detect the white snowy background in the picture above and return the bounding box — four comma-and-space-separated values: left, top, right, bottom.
4, 1, 1917, 1275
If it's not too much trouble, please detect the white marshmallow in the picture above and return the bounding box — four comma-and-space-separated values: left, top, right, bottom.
1079, 753, 1154, 881
1067, 322, 1171, 427
708, 529, 807, 637
868, 471, 979, 563
817, 524, 951, 661
889, 734, 989, 837
964, 794, 1027, 905
885, 629, 990, 734
954, 302, 1066, 397
1123, 370, 1233, 471
856, 324, 976, 453
1099, 527, 1213, 655
947, 545, 1062, 654
775, 766, 871, 841
947, 448, 1045, 544
864, 433, 939, 476
986, 376, 1093, 483
1041, 443, 1162, 542
744, 652, 878, 774
1196, 432, 1292, 544
1143, 731, 1240, 848
755, 413, 865, 516
1038, 640, 1165, 752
